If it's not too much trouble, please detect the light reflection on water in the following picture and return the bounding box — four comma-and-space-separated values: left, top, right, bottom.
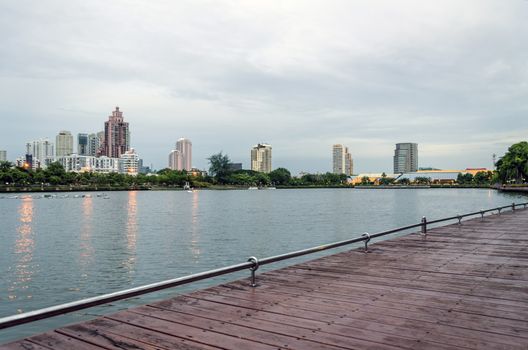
79, 196, 94, 268
0, 188, 526, 343
9, 196, 35, 312
124, 191, 138, 274
190, 190, 201, 260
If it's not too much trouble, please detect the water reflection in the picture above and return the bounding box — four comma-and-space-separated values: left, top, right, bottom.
79, 196, 94, 268
190, 191, 201, 260
9, 197, 35, 311
124, 191, 138, 274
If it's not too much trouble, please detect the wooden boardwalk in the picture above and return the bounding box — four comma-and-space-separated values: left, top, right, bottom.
2, 210, 528, 349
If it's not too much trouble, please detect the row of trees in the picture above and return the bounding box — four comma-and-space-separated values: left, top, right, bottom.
207, 152, 348, 186
356, 171, 495, 186
0, 161, 204, 188
0, 155, 348, 189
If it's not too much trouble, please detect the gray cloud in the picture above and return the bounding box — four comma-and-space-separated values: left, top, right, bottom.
1, 0, 527, 173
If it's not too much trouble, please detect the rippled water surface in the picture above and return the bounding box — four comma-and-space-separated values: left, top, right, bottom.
0, 188, 524, 342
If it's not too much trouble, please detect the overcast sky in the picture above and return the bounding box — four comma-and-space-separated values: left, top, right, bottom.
1, 0, 527, 174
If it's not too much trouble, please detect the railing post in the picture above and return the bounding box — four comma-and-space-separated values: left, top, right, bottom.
361, 233, 371, 253
512, 202, 515, 211
457, 215, 462, 225
247, 256, 259, 287
421, 216, 427, 236
480, 209, 484, 220
498, 207, 502, 215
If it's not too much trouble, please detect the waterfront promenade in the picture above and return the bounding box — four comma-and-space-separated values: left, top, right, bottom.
2, 210, 528, 349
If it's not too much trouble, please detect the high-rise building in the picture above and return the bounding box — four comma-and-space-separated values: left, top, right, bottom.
345, 151, 353, 176
394, 143, 418, 173
168, 149, 183, 170
87, 133, 100, 156
77, 133, 89, 155
26, 139, 54, 169
333, 144, 353, 176
56, 131, 73, 157
0, 150, 6, 162
103, 107, 130, 158
175, 138, 192, 171
119, 148, 139, 175
251, 143, 272, 173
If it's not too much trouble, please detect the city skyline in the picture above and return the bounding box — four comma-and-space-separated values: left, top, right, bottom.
1, 115, 496, 174
1, 2, 527, 173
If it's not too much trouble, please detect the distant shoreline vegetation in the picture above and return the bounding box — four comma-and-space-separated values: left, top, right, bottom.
1, 142, 527, 192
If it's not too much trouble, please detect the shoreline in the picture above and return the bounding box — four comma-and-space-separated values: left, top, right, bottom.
0, 184, 501, 193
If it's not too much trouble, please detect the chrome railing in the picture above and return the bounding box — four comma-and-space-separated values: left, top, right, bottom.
0, 201, 526, 330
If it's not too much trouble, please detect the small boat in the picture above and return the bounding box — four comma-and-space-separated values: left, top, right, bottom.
248, 186, 258, 190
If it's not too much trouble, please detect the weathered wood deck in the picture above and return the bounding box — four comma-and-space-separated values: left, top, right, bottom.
2, 210, 528, 349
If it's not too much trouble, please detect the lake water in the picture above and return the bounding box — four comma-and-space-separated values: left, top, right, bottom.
0, 188, 525, 342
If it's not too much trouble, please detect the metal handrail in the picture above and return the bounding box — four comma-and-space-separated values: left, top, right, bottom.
1, 201, 527, 330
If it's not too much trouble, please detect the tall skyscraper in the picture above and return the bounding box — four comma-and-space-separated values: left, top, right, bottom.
56, 131, 73, 157
26, 139, 54, 169
345, 150, 353, 176
176, 138, 192, 171
251, 143, 272, 173
0, 150, 6, 162
103, 107, 130, 158
168, 150, 183, 170
333, 144, 353, 176
394, 143, 418, 173
77, 133, 89, 155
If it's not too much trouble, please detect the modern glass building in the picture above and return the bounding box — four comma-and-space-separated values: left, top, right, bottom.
77, 133, 88, 155
393, 143, 418, 173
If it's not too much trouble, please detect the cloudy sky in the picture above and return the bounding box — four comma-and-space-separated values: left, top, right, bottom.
1, 0, 527, 174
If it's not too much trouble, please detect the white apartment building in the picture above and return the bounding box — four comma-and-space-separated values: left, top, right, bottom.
26, 139, 54, 169
332, 144, 353, 176
56, 154, 120, 173
168, 149, 183, 171
176, 138, 192, 171
56, 130, 74, 157
251, 143, 272, 173
119, 148, 139, 175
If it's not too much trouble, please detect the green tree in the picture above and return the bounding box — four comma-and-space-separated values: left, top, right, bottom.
0, 161, 13, 172
414, 176, 431, 185
269, 168, 291, 186
473, 171, 492, 185
496, 142, 528, 183
457, 173, 474, 185
379, 172, 394, 185
208, 152, 232, 184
